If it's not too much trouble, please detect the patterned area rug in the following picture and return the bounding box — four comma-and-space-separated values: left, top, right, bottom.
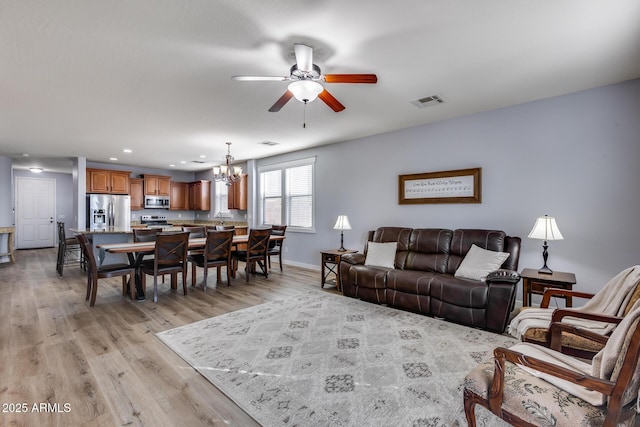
157, 291, 516, 426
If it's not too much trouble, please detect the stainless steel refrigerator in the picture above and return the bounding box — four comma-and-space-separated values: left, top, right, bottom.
87, 194, 131, 230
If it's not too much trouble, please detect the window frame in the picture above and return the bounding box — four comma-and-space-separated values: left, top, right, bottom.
257, 156, 316, 233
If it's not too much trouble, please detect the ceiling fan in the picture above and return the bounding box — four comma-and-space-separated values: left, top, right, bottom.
231, 44, 377, 112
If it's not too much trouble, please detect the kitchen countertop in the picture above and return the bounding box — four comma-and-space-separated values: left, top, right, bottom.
72, 222, 248, 235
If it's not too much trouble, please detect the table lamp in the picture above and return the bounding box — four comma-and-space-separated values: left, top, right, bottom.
333, 215, 352, 252
528, 214, 564, 274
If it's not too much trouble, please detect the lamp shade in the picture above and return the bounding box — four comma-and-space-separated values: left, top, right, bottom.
288, 80, 324, 102
528, 215, 564, 241
333, 215, 352, 231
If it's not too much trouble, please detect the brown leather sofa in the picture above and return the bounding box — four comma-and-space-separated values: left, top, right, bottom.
339, 227, 521, 333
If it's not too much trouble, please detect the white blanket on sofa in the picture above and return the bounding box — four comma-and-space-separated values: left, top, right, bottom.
508, 265, 640, 339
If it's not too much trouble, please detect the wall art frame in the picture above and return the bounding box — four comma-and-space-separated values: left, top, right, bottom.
398, 167, 482, 205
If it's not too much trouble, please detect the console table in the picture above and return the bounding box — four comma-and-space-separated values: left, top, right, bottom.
520, 268, 577, 307
321, 249, 357, 292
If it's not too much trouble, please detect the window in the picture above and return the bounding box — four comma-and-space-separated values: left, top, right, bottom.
214, 180, 229, 215
258, 157, 315, 232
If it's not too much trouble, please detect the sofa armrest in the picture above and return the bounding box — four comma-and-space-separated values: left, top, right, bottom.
486, 269, 520, 284
485, 270, 520, 333
341, 253, 365, 265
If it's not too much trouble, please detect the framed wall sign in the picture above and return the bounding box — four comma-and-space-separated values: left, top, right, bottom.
398, 167, 481, 204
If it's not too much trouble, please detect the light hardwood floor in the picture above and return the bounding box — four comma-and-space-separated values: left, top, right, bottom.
1, 248, 334, 426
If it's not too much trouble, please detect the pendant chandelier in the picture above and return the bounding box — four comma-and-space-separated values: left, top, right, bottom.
213, 142, 242, 186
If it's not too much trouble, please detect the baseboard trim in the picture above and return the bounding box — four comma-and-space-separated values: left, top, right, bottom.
279, 259, 319, 271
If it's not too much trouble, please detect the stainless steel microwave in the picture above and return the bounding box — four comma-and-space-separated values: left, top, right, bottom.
144, 195, 170, 209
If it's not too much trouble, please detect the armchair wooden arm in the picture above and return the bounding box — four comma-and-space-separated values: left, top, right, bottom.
548, 322, 610, 353
550, 308, 624, 325
488, 346, 615, 414
540, 288, 595, 308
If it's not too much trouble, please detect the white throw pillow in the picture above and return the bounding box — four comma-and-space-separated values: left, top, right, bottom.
454, 244, 510, 282
364, 242, 397, 269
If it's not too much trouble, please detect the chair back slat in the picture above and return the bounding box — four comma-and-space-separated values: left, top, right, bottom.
154, 232, 189, 267
133, 228, 161, 242
247, 228, 271, 257
182, 226, 206, 238
205, 230, 234, 263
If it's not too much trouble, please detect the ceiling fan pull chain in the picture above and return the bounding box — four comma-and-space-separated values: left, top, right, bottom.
303, 100, 307, 128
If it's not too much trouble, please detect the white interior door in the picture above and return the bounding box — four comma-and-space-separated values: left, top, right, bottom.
16, 177, 56, 249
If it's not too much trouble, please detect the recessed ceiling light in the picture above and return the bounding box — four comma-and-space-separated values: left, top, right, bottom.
110, 157, 118, 161
180, 161, 187, 164
169, 164, 175, 167
22, 153, 29, 157
199, 155, 206, 158
29, 167, 43, 173
123, 149, 132, 153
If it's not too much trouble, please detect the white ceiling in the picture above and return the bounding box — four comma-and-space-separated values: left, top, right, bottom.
2, 0, 640, 173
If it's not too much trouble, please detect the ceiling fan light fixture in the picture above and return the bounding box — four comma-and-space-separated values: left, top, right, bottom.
288, 80, 323, 103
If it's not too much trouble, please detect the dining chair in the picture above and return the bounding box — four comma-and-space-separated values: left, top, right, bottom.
139, 231, 190, 303
232, 228, 271, 282
56, 221, 83, 276
77, 233, 135, 306
133, 227, 162, 242
464, 302, 640, 427
182, 226, 206, 238
267, 225, 287, 271
188, 230, 234, 291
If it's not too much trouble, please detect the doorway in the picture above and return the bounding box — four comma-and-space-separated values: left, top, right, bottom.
15, 176, 56, 249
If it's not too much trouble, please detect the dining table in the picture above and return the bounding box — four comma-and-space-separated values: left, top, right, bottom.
96, 234, 285, 300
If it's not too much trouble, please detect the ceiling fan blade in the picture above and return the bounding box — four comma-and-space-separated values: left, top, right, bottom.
268, 91, 294, 112
294, 44, 313, 72
318, 89, 345, 112
232, 75, 289, 81
323, 74, 378, 84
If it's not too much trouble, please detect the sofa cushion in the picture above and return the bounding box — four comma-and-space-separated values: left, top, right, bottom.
347, 264, 388, 289
386, 269, 437, 295
430, 274, 489, 308
364, 242, 397, 268
446, 229, 507, 274
372, 227, 412, 270
454, 244, 510, 282
404, 228, 452, 273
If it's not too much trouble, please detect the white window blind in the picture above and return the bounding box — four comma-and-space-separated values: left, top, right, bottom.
258, 157, 315, 232
214, 180, 229, 214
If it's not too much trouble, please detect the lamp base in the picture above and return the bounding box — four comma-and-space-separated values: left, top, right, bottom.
538, 265, 553, 275
337, 231, 346, 252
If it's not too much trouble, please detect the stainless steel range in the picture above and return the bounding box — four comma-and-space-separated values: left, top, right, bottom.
140, 215, 170, 229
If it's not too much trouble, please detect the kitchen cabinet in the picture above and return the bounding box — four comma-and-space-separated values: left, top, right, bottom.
228, 174, 248, 210
143, 174, 170, 196
87, 168, 131, 194
188, 180, 211, 211
130, 178, 144, 210
170, 182, 189, 210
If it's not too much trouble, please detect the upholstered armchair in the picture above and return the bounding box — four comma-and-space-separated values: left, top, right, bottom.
509, 266, 640, 358
464, 302, 640, 427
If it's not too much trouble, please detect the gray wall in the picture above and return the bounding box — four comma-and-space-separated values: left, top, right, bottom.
256, 79, 640, 301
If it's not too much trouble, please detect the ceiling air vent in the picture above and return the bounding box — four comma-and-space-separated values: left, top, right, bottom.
259, 141, 279, 146
410, 95, 445, 108
191, 160, 206, 164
